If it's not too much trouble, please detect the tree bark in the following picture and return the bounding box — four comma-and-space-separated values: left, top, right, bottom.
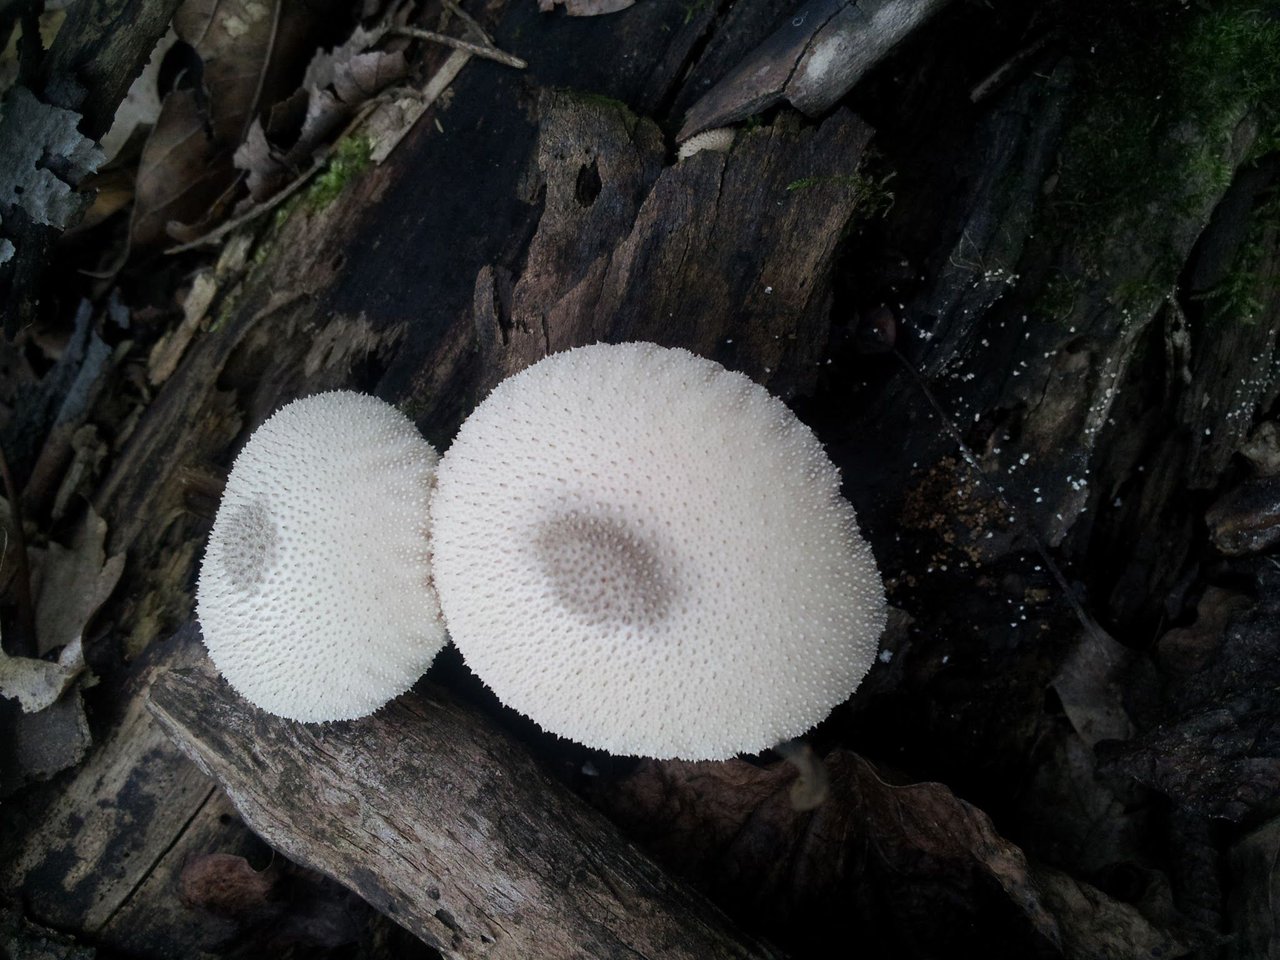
148, 649, 779, 960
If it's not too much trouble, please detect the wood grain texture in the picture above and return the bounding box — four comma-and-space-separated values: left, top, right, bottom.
476, 92, 873, 398
147, 652, 779, 960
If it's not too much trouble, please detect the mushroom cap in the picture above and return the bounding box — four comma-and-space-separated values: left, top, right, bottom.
197, 391, 446, 722
430, 342, 885, 759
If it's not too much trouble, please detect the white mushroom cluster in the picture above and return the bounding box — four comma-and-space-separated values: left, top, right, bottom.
197, 344, 885, 758
430, 343, 885, 759
197, 391, 446, 722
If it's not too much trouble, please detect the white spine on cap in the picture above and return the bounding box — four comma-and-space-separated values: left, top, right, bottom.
197, 391, 447, 722
430, 343, 886, 759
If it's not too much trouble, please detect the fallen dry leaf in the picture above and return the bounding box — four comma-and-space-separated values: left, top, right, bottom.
0, 635, 88, 713
132, 0, 344, 245
67, 167, 137, 235
591, 750, 1189, 957
234, 24, 409, 201
538, 0, 635, 16
1051, 626, 1146, 748
1, 685, 93, 792
175, 0, 284, 146
131, 89, 237, 250
34, 506, 126, 657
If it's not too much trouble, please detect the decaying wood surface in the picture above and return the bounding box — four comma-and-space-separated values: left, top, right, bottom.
147, 650, 778, 960
7, 0, 1280, 955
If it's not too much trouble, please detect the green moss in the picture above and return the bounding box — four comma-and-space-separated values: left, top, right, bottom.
1028, 0, 1280, 323
303, 135, 374, 212
1056, 1, 1280, 235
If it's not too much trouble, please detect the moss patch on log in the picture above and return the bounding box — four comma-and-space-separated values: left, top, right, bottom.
1036, 0, 1280, 315
305, 136, 375, 212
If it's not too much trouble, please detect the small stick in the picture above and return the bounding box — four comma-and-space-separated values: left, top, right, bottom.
164, 162, 324, 254
164, 94, 387, 255
440, 0, 495, 45
388, 25, 526, 69
0, 444, 37, 656
969, 34, 1052, 104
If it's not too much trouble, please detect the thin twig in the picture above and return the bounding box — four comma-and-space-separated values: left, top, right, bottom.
388, 25, 526, 69
969, 34, 1052, 104
164, 95, 389, 255
164, 163, 324, 254
440, 0, 494, 45
0, 444, 37, 657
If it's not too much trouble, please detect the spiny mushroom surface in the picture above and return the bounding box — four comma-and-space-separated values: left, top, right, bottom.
197, 391, 446, 722
430, 342, 885, 759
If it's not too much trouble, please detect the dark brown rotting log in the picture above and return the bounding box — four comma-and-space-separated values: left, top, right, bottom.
477, 91, 874, 396
147, 649, 780, 960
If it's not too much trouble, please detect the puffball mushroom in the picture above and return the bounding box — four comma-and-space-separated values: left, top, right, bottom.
197, 391, 447, 722
430, 342, 886, 760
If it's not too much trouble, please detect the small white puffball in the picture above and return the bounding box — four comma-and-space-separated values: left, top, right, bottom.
197, 391, 447, 722
677, 127, 735, 160
430, 343, 886, 759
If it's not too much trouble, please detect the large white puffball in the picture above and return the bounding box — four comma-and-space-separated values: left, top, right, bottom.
197, 391, 446, 722
430, 343, 886, 759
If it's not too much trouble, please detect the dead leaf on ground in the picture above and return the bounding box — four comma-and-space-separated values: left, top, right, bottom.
132, 0, 343, 246
1051, 626, 1147, 748
34, 505, 125, 656
0, 635, 88, 713
131, 89, 237, 250
235, 24, 409, 201
67, 167, 137, 235
1098, 562, 1280, 821
175, 0, 284, 146
0, 687, 93, 793
538, 0, 636, 16
591, 750, 1190, 957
